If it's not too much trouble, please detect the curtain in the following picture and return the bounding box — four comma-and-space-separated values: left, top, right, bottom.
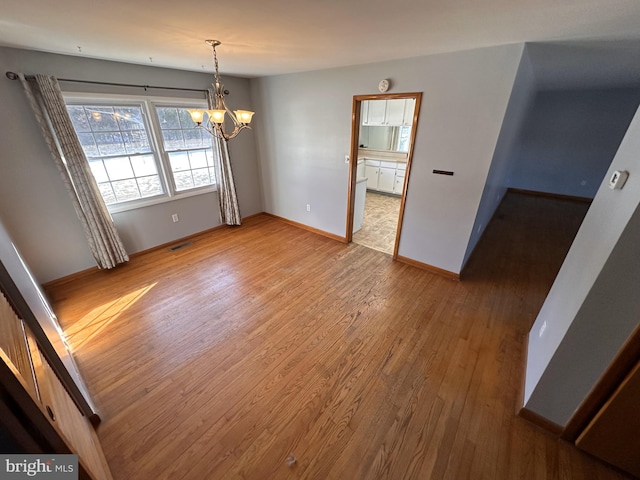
19, 74, 129, 269
208, 89, 242, 226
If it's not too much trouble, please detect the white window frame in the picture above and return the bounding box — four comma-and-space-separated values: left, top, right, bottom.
64, 92, 217, 214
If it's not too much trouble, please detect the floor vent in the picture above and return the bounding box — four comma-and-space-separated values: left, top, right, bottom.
168, 241, 193, 252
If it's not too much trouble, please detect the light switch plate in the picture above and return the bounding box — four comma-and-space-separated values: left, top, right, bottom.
609, 170, 629, 190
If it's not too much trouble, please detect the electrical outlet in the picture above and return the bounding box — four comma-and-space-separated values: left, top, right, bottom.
306, 204, 311, 212
172, 213, 179, 223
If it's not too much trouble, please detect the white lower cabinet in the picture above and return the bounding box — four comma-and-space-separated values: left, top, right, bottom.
378, 167, 396, 192
365, 165, 380, 190
364, 159, 407, 194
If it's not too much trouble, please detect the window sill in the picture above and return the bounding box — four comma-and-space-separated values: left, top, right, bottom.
107, 186, 218, 214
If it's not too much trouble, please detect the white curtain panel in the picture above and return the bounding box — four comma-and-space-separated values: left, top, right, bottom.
19, 74, 129, 269
207, 89, 242, 226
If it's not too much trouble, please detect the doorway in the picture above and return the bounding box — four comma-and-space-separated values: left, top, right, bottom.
346, 92, 422, 257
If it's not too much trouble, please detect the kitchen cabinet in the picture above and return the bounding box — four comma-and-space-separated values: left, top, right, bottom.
378, 164, 396, 192
385, 99, 405, 125
394, 164, 406, 194
403, 98, 416, 125
362, 99, 415, 127
364, 159, 407, 194
364, 101, 387, 125
365, 164, 379, 190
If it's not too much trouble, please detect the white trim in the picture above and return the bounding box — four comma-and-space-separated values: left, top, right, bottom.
107, 186, 217, 214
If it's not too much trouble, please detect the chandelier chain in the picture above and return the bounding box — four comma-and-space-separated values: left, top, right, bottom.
212, 44, 221, 83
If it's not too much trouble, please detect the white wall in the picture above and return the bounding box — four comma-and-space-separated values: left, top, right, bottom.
251, 44, 524, 274
524, 104, 640, 425
0, 47, 261, 283
462, 46, 537, 268
507, 87, 640, 198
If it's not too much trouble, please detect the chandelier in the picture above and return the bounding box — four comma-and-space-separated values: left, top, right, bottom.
188, 40, 255, 142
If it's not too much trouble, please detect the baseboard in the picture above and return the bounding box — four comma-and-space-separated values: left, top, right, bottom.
518, 407, 563, 436
395, 255, 460, 280
42, 265, 101, 290
43, 216, 263, 290
508, 188, 592, 203
262, 213, 347, 243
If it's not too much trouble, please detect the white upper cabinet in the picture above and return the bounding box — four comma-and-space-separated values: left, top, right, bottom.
365, 101, 387, 125
403, 98, 416, 126
385, 100, 405, 125
362, 98, 416, 126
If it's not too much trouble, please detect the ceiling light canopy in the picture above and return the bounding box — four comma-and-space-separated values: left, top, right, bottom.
188, 40, 255, 142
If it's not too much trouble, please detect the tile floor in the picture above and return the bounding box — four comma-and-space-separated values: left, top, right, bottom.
352, 191, 401, 254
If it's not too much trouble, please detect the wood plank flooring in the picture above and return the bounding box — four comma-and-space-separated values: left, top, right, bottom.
47, 192, 631, 479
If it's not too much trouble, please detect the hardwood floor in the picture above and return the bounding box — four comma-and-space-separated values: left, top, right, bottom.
47, 192, 630, 479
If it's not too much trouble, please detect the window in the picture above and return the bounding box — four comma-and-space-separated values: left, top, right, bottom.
155, 107, 216, 192
66, 97, 216, 209
396, 126, 412, 153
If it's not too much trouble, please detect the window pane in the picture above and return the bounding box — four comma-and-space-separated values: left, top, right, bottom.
173, 171, 194, 191
137, 175, 163, 197
104, 157, 134, 181
114, 107, 144, 131
86, 106, 119, 131
94, 132, 126, 156
98, 183, 117, 204
112, 179, 140, 202
122, 130, 151, 154
183, 128, 207, 149
89, 160, 109, 183
131, 155, 158, 177
168, 152, 190, 172
208, 167, 216, 183
162, 130, 185, 151
177, 109, 197, 128
206, 150, 215, 166
77, 133, 99, 157
67, 106, 91, 132
156, 107, 181, 129
66, 101, 169, 207
192, 168, 212, 187
189, 150, 208, 169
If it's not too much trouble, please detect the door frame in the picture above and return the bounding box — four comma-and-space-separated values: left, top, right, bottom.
345, 92, 422, 258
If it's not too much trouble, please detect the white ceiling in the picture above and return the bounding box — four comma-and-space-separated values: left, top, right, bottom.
1, 0, 640, 77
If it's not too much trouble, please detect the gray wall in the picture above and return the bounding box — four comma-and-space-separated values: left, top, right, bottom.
462, 45, 537, 268
524, 104, 640, 425
250, 44, 524, 274
506, 87, 640, 198
0, 47, 261, 283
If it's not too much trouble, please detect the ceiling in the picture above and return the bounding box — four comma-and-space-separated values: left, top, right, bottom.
1, 0, 640, 78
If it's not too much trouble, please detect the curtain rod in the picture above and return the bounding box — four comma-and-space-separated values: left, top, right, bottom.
5, 71, 207, 93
